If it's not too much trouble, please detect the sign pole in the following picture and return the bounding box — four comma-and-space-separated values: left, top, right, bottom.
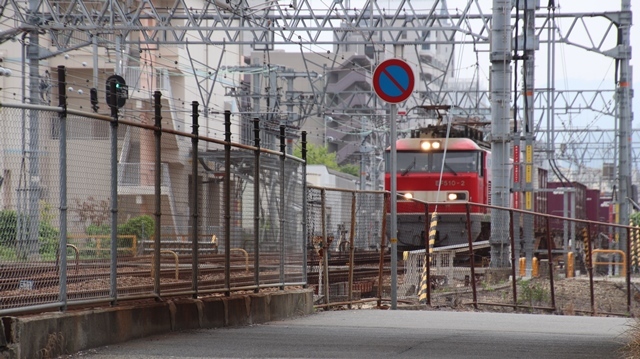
390, 103, 398, 310
371, 57, 413, 310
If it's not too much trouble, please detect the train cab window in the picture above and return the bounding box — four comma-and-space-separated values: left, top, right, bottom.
432, 151, 480, 173
385, 151, 481, 174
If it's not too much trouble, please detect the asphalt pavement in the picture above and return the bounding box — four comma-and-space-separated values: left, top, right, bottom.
67, 309, 632, 359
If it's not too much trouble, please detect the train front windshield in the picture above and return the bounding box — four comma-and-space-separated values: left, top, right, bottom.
385, 151, 480, 174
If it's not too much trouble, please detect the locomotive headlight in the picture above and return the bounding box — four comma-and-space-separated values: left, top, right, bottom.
403, 192, 414, 200
420, 140, 441, 151
446, 192, 467, 201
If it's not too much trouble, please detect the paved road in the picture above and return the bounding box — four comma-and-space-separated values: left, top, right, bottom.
70, 310, 631, 358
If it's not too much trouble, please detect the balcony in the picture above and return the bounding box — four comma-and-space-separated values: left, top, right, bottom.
118, 162, 170, 195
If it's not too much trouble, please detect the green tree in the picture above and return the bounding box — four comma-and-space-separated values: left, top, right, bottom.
339, 163, 360, 177
294, 143, 360, 177
294, 143, 339, 170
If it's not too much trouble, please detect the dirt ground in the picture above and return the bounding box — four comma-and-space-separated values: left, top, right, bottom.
360, 272, 640, 317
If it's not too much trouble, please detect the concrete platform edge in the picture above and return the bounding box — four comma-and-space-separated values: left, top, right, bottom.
0, 289, 313, 359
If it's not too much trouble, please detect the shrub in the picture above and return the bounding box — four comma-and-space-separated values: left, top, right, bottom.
0, 210, 18, 247
0, 209, 60, 259
38, 221, 60, 260
84, 215, 155, 241
118, 215, 155, 240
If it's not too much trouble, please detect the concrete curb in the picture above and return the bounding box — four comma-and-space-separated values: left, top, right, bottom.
0, 289, 313, 359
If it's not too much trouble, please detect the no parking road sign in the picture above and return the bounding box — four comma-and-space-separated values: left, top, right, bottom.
372, 58, 415, 104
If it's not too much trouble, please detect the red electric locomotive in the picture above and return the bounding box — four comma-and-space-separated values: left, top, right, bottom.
384, 125, 491, 251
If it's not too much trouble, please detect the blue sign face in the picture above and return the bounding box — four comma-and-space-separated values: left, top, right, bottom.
373, 59, 415, 103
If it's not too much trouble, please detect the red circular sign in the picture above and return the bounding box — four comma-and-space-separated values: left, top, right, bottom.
372, 59, 415, 104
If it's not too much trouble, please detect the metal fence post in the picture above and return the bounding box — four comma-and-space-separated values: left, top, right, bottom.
545, 216, 556, 310
254, 118, 261, 292
627, 224, 632, 313
347, 192, 356, 308
509, 210, 517, 309
321, 188, 329, 307
109, 77, 119, 305
377, 193, 389, 307
57, 65, 68, 311
279, 125, 286, 290
465, 203, 477, 309
588, 224, 595, 315
153, 91, 162, 298
191, 101, 199, 298
224, 110, 231, 296
301, 131, 308, 288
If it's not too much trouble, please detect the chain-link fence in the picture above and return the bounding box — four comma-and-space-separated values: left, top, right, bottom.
0, 85, 305, 315
399, 200, 640, 315
306, 187, 388, 307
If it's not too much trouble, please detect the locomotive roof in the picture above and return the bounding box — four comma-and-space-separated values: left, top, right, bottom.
390, 138, 483, 151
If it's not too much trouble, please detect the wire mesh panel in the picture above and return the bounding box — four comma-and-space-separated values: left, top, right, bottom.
196, 141, 225, 294
257, 151, 283, 287
355, 192, 384, 251
226, 146, 260, 290
64, 114, 114, 303
0, 107, 63, 310
195, 145, 228, 292
306, 187, 323, 293
283, 156, 305, 284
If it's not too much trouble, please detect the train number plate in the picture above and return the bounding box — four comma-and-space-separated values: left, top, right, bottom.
435, 180, 466, 187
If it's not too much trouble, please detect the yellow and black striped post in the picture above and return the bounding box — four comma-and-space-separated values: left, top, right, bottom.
630, 221, 639, 271
418, 212, 438, 304
582, 227, 589, 269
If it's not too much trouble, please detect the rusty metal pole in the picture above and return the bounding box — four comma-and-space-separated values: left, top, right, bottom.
465, 203, 477, 309
153, 91, 162, 298
627, 225, 632, 313
424, 203, 431, 307
190, 101, 199, 298
253, 119, 261, 292
545, 216, 556, 310
321, 188, 330, 307
347, 192, 356, 308
509, 209, 517, 309
279, 125, 286, 290
280, 125, 287, 290
426, 211, 432, 307
377, 193, 389, 307
301, 131, 308, 289
588, 224, 595, 315
224, 110, 231, 296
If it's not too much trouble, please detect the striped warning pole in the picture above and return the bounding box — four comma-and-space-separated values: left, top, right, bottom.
630, 220, 638, 271
418, 212, 438, 304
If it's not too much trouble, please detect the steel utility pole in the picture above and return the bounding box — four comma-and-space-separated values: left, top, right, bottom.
617, 0, 633, 256
521, 0, 536, 277
490, 0, 513, 267
19, 0, 42, 259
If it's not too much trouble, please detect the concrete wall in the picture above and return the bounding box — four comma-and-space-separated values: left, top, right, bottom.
0, 289, 313, 359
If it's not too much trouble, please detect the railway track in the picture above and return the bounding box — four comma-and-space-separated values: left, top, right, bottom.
0, 251, 391, 311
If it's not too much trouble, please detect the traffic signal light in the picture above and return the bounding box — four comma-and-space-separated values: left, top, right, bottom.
105, 74, 128, 109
